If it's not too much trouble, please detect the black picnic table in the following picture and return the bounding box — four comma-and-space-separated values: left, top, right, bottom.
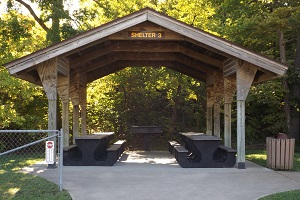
130, 126, 162, 151
63, 132, 125, 166
170, 132, 236, 168
75, 133, 114, 164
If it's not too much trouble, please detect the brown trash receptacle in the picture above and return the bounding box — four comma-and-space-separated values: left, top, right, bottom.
266, 135, 295, 170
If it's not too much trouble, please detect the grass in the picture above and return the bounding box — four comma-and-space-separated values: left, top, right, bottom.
258, 190, 300, 200
245, 149, 300, 200
245, 149, 300, 171
0, 154, 72, 200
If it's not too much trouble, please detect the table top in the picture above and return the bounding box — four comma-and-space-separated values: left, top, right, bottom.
180, 132, 221, 141
75, 132, 114, 140
130, 126, 162, 134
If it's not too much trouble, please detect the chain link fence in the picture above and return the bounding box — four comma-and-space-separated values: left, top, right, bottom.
0, 130, 64, 199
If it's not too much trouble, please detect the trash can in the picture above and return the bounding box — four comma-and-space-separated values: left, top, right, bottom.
266, 133, 295, 170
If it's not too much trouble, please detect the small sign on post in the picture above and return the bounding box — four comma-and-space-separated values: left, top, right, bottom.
45, 141, 55, 164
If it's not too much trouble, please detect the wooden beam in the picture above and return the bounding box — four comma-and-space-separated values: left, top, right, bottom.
69, 45, 114, 68
175, 54, 216, 74
223, 58, 238, 77
58, 57, 69, 76
112, 40, 223, 68
171, 62, 206, 81
87, 62, 125, 83
116, 60, 174, 68
84, 53, 120, 73
236, 61, 257, 169
178, 45, 223, 68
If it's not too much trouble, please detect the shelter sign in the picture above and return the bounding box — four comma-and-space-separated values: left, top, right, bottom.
129, 31, 164, 39
45, 141, 55, 164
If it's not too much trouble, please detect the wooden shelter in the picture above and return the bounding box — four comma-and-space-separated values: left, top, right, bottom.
3, 8, 287, 169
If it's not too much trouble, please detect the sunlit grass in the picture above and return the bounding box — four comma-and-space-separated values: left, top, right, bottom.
0, 154, 71, 200
246, 150, 300, 171
245, 149, 268, 167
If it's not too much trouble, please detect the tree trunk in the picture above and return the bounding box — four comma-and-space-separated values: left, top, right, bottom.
279, 30, 291, 135
48, 0, 63, 43
290, 35, 300, 140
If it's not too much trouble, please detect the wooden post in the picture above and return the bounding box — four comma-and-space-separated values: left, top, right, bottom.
73, 105, 80, 142
206, 85, 214, 135
213, 71, 224, 138
213, 103, 221, 138
70, 69, 88, 139
37, 58, 58, 167
79, 74, 87, 135
224, 76, 236, 147
57, 58, 70, 147
236, 61, 257, 169
70, 69, 80, 143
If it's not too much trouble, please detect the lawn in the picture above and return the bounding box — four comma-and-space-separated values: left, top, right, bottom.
246, 149, 300, 200
0, 154, 71, 200
245, 149, 300, 171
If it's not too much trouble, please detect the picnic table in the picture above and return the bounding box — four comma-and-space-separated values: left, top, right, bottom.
169, 132, 236, 168
63, 132, 126, 166
130, 126, 162, 151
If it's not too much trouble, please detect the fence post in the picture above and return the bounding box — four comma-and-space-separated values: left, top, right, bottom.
59, 128, 64, 191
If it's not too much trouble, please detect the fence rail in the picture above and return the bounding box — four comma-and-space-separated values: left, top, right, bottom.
0, 129, 63, 199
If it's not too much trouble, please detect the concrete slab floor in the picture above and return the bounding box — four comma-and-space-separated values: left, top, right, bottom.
62, 151, 300, 200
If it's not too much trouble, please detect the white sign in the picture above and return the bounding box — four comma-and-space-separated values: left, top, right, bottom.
45, 141, 55, 164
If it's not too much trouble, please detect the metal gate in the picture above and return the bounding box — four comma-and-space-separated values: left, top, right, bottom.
0, 129, 63, 199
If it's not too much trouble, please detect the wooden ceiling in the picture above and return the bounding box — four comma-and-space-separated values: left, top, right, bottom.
4, 8, 287, 86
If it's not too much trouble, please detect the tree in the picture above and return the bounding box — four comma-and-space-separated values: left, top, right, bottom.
0, 12, 48, 129
6, 0, 78, 44
211, 1, 300, 140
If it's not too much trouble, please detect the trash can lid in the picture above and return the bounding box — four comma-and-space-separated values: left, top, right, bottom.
275, 133, 288, 139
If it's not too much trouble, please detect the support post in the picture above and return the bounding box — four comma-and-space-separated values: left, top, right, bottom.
213, 103, 221, 138
73, 105, 80, 139
213, 71, 224, 138
224, 75, 236, 147
236, 61, 257, 169
206, 85, 214, 135
79, 83, 87, 135
37, 58, 58, 167
57, 58, 70, 147
70, 69, 80, 143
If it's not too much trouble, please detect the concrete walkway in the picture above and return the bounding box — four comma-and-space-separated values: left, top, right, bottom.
63, 151, 300, 200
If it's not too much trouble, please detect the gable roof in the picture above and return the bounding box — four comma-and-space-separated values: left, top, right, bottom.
3, 8, 287, 85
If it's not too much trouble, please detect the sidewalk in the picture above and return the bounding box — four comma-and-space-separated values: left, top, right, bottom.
63, 151, 300, 200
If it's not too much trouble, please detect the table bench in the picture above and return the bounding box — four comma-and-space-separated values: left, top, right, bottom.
168, 141, 181, 155
63, 133, 126, 166
107, 140, 126, 166
168, 133, 237, 168
213, 145, 237, 167
63, 144, 82, 161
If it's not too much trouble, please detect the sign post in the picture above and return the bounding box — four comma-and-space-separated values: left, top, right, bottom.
45, 141, 55, 164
